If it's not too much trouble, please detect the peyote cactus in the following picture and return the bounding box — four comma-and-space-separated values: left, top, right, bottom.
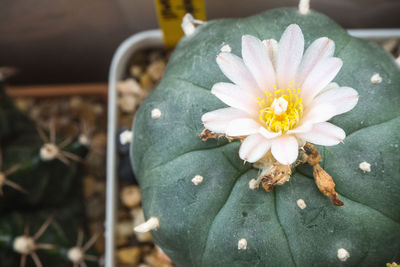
0, 81, 96, 266
131, 7, 400, 267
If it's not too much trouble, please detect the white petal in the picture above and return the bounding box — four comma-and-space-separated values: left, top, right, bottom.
211, 82, 258, 116
259, 127, 281, 139
301, 57, 343, 105
262, 39, 278, 70
296, 37, 335, 87
216, 52, 261, 97
242, 35, 276, 92
312, 86, 359, 116
226, 118, 261, 137
297, 122, 345, 146
202, 108, 249, 133
287, 121, 313, 134
318, 82, 339, 95
276, 24, 304, 89
302, 103, 336, 124
271, 135, 299, 165
239, 134, 271, 162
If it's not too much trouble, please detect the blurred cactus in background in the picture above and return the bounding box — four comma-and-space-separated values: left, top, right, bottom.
0, 80, 98, 267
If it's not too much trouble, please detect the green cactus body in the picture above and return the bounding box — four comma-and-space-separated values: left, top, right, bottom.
0, 82, 88, 209
0, 84, 35, 140
0, 140, 88, 210
131, 7, 400, 266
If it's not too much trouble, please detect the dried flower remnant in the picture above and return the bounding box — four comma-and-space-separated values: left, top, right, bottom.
260, 163, 292, 192
199, 129, 235, 142
302, 143, 343, 206
200, 24, 358, 198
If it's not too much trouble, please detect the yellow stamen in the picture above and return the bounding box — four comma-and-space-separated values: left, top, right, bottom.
256, 86, 303, 133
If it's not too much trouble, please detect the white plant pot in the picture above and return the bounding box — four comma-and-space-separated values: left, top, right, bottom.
106, 29, 163, 267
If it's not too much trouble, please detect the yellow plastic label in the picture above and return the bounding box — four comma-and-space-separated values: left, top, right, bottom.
154, 0, 206, 48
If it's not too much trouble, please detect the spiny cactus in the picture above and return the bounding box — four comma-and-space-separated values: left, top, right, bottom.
0, 81, 96, 266
131, 7, 400, 267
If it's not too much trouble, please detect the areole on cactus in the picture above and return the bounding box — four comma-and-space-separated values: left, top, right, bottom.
131, 5, 400, 267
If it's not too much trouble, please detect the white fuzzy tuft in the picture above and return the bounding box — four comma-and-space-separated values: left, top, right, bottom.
151, 108, 162, 119
238, 238, 247, 250
40, 143, 59, 161
248, 179, 259, 190
298, 0, 310, 14
67, 247, 84, 263
337, 248, 350, 261
134, 217, 159, 233
191, 175, 204, 185
220, 44, 232, 53
181, 13, 204, 37
359, 161, 371, 173
119, 130, 133, 145
296, 199, 307, 209
13, 236, 35, 254
370, 73, 382, 84
78, 134, 90, 146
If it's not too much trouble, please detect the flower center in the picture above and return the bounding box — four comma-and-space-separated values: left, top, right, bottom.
257, 87, 303, 133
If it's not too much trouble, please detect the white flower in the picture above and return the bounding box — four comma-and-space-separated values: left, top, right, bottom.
202, 24, 359, 165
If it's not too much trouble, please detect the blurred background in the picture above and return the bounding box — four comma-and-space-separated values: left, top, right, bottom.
1, 0, 400, 85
